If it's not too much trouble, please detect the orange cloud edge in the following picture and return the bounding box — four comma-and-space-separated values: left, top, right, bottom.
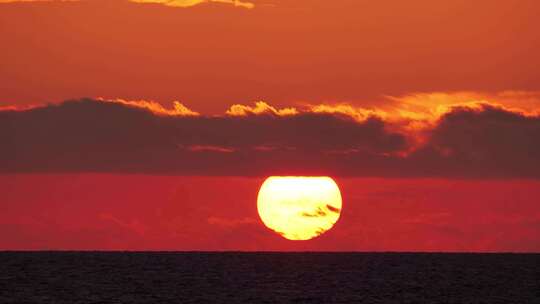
4, 90, 539, 123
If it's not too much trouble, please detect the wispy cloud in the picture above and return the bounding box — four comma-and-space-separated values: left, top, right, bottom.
0, 0, 255, 8
131, 0, 254, 9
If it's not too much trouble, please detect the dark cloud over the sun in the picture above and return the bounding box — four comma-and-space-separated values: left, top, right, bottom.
1, 99, 539, 177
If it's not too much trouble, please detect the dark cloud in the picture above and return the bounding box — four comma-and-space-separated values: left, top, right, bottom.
301, 207, 328, 218
1, 99, 539, 177
326, 205, 341, 213
408, 105, 540, 178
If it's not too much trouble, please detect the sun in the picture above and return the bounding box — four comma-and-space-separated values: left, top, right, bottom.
257, 176, 342, 240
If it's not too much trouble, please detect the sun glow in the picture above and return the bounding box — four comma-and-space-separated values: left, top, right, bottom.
257, 176, 342, 240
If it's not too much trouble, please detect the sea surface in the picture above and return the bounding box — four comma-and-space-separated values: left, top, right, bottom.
0, 252, 538, 303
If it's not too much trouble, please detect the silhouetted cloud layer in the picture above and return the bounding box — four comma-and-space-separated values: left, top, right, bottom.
2, 98, 539, 177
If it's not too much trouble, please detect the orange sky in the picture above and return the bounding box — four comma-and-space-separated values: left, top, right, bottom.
1, 0, 540, 113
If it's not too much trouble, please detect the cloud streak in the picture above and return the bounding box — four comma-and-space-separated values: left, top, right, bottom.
0, 0, 255, 8
131, 0, 254, 9
1, 97, 539, 177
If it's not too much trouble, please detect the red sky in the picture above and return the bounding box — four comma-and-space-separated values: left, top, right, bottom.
2, 175, 540, 252
1, 0, 539, 251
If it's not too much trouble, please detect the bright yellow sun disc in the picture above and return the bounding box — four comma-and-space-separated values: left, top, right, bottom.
257, 176, 342, 240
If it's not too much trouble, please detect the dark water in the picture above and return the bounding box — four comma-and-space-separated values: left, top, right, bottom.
1, 252, 539, 303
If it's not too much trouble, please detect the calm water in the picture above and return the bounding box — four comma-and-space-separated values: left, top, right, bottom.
1, 252, 538, 303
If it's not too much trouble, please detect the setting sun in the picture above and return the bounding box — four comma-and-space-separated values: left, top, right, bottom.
257, 176, 342, 240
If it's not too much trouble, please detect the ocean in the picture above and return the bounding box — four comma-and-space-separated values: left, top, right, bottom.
1, 252, 538, 303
